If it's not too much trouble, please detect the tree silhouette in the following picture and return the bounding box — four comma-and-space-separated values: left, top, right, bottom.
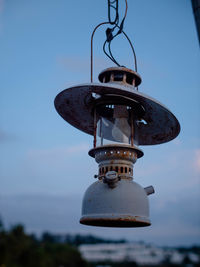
0, 223, 88, 267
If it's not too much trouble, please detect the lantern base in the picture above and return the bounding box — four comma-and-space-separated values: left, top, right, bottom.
80, 179, 152, 228
80, 214, 150, 227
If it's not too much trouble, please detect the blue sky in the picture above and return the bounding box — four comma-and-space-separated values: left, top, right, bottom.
0, 0, 200, 246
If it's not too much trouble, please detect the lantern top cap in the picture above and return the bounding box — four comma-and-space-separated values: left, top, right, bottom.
98, 67, 142, 87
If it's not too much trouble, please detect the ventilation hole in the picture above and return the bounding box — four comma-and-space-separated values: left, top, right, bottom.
103, 74, 110, 83
126, 73, 134, 85
114, 73, 123, 81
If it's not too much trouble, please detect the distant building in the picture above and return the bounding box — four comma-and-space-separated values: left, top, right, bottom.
79, 243, 200, 266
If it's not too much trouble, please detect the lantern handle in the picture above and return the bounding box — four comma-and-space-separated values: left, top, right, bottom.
90, 22, 138, 83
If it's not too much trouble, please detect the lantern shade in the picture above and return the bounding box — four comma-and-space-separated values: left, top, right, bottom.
80, 179, 150, 227
54, 81, 180, 146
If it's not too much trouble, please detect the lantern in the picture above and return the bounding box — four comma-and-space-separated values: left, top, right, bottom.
54, 66, 180, 227
54, 0, 180, 227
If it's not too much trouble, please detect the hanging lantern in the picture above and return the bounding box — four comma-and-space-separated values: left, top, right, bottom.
54, 0, 180, 227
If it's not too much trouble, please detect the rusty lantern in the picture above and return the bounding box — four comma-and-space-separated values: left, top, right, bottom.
54, 1, 180, 227
54, 66, 180, 227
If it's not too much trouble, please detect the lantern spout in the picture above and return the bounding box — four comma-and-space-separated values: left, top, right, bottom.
144, 186, 155, 196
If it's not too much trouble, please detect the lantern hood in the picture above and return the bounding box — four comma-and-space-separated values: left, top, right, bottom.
54, 67, 180, 146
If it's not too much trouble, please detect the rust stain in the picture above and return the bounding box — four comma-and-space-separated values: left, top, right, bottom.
80, 217, 150, 228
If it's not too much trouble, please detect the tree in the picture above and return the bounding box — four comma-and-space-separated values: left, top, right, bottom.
0, 224, 89, 267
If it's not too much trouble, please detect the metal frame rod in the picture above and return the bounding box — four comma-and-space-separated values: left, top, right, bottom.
191, 0, 200, 44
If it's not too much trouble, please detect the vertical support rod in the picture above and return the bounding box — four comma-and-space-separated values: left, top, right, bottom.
131, 110, 134, 146
100, 118, 103, 146
191, 0, 200, 44
93, 108, 97, 148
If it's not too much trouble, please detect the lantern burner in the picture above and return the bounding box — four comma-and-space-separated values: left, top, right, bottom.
89, 144, 143, 181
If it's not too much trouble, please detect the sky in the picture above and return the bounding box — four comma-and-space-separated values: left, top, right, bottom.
0, 0, 200, 246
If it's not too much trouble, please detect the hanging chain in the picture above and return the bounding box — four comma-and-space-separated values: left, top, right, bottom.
107, 0, 119, 25
103, 0, 127, 67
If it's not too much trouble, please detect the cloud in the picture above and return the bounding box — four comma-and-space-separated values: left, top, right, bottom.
194, 149, 200, 173
171, 138, 181, 146
14, 142, 96, 195
135, 146, 200, 201
0, 130, 7, 141
0, 194, 82, 234
67, 143, 90, 153
0, 0, 4, 34
0, 129, 16, 142
27, 143, 90, 159
0, 194, 199, 246
25, 143, 92, 180
0, 0, 4, 13
1, 141, 199, 243
57, 56, 90, 74
56, 55, 111, 81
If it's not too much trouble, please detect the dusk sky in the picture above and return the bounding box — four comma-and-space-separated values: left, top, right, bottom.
0, 0, 200, 246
